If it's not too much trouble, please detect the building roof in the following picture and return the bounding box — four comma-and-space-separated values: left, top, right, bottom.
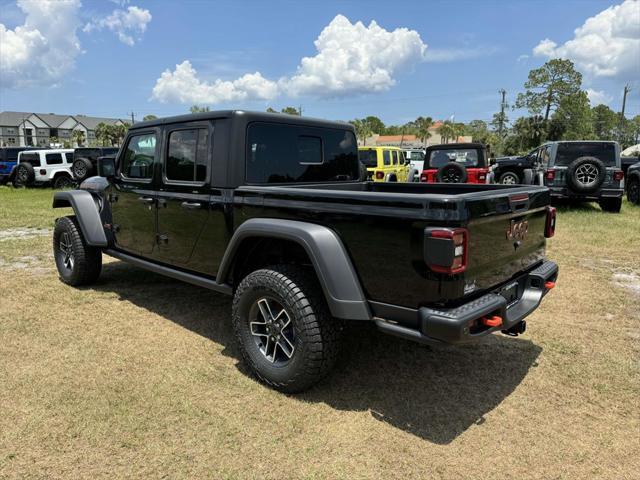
34, 113, 71, 128
0, 111, 32, 126
376, 135, 418, 143
74, 115, 125, 130
0, 111, 125, 129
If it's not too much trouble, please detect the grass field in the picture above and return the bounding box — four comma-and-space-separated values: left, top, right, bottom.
1, 186, 638, 479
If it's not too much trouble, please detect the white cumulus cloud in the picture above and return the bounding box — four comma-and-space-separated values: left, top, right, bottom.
0, 0, 82, 88
151, 15, 428, 104
83, 5, 152, 46
586, 88, 613, 106
151, 60, 279, 104
533, 0, 640, 77
284, 15, 427, 96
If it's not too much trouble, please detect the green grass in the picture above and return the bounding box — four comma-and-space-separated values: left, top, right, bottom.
1, 186, 639, 479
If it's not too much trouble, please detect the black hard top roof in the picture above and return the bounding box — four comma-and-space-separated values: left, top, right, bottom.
130, 110, 353, 131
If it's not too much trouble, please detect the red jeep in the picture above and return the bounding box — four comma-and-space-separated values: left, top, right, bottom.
420, 143, 490, 184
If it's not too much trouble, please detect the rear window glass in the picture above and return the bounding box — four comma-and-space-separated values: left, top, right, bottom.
358, 149, 378, 167
428, 148, 479, 168
555, 143, 616, 166
20, 153, 41, 167
408, 151, 425, 161
46, 153, 63, 165
246, 123, 359, 183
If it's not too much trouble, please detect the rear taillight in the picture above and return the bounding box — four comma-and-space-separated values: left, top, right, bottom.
375, 171, 384, 180
424, 228, 468, 274
420, 172, 427, 182
545, 169, 556, 181
477, 168, 488, 181
545, 206, 557, 238
613, 170, 624, 182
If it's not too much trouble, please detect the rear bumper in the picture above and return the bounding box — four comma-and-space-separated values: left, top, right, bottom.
549, 187, 623, 200
375, 260, 559, 344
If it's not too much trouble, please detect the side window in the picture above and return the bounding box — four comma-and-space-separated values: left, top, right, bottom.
391, 151, 398, 165
46, 153, 63, 165
540, 146, 551, 167
121, 133, 157, 179
383, 150, 391, 166
64, 152, 73, 163
166, 128, 209, 183
297, 136, 322, 164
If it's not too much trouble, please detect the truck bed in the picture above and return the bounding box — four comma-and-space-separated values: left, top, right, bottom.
234, 181, 551, 309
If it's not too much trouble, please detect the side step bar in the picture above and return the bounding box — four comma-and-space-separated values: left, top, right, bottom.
104, 249, 233, 295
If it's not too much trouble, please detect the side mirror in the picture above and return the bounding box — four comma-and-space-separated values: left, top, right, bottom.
97, 156, 116, 178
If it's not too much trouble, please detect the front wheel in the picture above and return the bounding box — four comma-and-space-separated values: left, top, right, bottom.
599, 197, 622, 213
53, 216, 102, 286
232, 265, 342, 393
53, 175, 74, 189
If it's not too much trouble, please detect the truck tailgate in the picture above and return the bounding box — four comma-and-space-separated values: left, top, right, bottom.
462, 190, 549, 295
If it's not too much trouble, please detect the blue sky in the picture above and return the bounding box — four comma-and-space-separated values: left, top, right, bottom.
1, 0, 638, 125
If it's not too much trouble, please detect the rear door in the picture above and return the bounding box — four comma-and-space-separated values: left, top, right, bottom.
110, 130, 159, 255
154, 122, 212, 267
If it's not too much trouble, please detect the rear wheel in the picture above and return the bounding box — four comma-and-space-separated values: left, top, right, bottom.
53, 174, 74, 189
232, 265, 342, 393
72, 158, 93, 182
498, 171, 520, 185
53, 216, 102, 286
13, 163, 34, 187
627, 178, 639, 205
599, 197, 622, 213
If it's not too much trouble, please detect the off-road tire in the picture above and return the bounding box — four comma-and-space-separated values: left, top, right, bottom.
437, 162, 468, 183
599, 197, 622, 213
566, 156, 606, 193
232, 264, 342, 393
627, 178, 639, 205
53, 216, 102, 286
72, 158, 94, 182
53, 174, 74, 189
13, 163, 34, 187
498, 170, 521, 185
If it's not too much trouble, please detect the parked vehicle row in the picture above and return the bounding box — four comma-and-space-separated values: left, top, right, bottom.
0, 146, 119, 188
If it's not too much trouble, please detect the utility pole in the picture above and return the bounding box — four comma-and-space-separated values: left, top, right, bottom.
619, 84, 631, 142
129, 111, 136, 124
298, 105, 303, 116
498, 89, 507, 139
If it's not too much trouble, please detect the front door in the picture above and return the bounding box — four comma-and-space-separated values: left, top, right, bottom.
110, 130, 159, 256
155, 123, 211, 267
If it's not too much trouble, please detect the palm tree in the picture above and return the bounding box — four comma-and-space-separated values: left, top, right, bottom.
350, 119, 372, 145
414, 116, 433, 147
437, 121, 456, 144
72, 130, 85, 147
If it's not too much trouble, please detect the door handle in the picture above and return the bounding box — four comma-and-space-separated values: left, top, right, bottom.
138, 196, 155, 204
181, 201, 201, 209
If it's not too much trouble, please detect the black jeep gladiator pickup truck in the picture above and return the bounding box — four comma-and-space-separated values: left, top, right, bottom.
52, 111, 558, 392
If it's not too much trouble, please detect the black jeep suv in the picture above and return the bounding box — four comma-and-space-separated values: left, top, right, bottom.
71, 147, 119, 182
52, 111, 558, 392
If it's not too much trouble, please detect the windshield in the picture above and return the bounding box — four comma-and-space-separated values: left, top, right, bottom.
555, 143, 617, 166
407, 151, 425, 161
428, 148, 479, 168
358, 149, 378, 167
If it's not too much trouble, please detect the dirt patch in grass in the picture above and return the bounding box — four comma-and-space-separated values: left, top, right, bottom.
1, 188, 639, 479
0, 227, 51, 242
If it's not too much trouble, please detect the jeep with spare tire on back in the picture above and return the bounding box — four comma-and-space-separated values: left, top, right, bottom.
51, 110, 558, 392
71, 147, 119, 182
531, 141, 624, 212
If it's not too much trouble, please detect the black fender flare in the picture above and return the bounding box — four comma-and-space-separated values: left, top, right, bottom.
52, 190, 108, 246
217, 218, 371, 321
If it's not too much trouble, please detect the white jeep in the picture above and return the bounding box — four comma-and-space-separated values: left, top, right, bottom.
13, 149, 75, 189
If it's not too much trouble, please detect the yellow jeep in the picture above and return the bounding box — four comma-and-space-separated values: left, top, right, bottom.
358, 146, 410, 182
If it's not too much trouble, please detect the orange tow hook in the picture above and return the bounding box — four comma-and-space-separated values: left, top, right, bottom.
544, 281, 556, 290
482, 316, 503, 328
